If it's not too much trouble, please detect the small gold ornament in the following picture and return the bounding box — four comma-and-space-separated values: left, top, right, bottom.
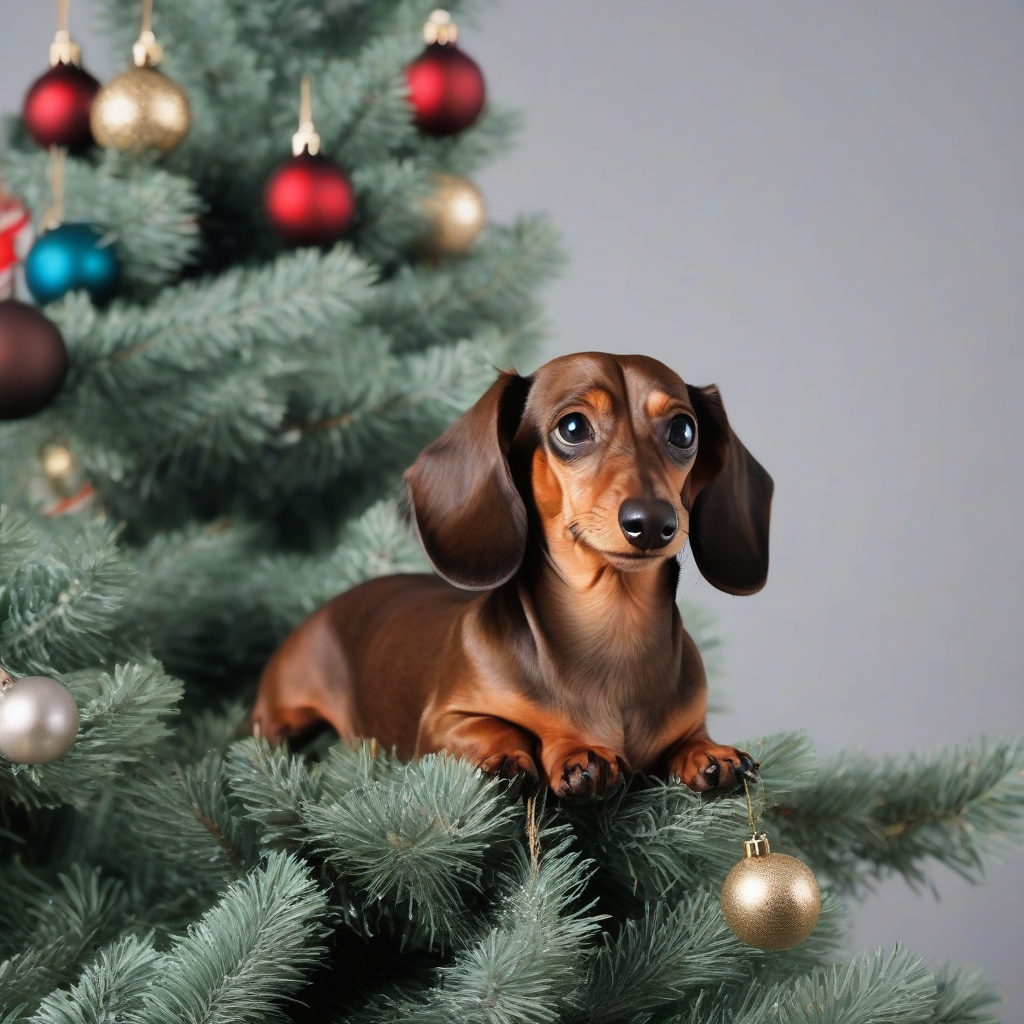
42, 442, 78, 489
419, 173, 486, 256
720, 780, 821, 950
90, 0, 190, 155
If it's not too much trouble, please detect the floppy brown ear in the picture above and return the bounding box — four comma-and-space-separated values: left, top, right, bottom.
686, 385, 774, 596
404, 371, 532, 590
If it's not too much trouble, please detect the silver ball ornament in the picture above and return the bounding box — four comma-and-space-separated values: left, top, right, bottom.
0, 675, 79, 765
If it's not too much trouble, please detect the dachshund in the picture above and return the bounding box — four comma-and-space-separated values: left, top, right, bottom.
252, 352, 772, 798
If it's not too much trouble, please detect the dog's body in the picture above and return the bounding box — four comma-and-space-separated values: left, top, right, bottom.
254, 353, 773, 797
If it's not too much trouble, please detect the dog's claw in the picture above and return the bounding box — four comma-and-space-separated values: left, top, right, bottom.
555, 748, 628, 799
737, 752, 760, 779
481, 751, 540, 800
667, 742, 756, 794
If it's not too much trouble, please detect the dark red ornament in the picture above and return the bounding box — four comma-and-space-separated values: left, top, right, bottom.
23, 62, 100, 151
407, 43, 485, 137
0, 299, 69, 420
263, 152, 355, 247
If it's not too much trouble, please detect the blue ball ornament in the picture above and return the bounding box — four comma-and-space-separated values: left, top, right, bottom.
25, 223, 120, 306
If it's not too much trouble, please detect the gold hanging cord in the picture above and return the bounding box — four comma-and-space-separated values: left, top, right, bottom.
41, 146, 67, 232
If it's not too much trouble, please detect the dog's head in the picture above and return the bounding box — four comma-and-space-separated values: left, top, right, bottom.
404, 352, 773, 595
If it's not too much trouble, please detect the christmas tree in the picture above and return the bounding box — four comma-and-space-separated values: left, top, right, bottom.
1, 2, 1023, 1021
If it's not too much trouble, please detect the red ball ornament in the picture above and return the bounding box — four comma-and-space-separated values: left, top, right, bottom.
0, 299, 69, 420
406, 10, 485, 137
264, 152, 355, 247
23, 62, 100, 151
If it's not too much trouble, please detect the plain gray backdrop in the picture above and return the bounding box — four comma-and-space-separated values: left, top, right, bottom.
2, 1, 1023, 1018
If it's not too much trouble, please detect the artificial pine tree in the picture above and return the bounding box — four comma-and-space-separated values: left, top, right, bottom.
1, 2, 1022, 1021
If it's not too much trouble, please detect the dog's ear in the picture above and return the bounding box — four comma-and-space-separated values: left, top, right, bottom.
686, 385, 773, 596
404, 371, 532, 590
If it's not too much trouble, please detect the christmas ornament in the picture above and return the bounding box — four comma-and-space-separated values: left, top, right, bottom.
26, 223, 119, 306
418, 173, 485, 256
720, 781, 821, 950
0, 670, 79, 765
0, 185, 33, 300
264, 75, 355, 246
22, 1, 100, 151
0, 299, 69, 420
90, 0, 190, 155
37, 441, 96, 516
407, 9, 486, 136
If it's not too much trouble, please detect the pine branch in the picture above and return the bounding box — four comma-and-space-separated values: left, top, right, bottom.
767, 737, 1024, 893
1, 517, 147, 677
132, 852, 328, 1024
0, 868, 129, 1018
31, 933, 161, 1024
360, 823, 601, 1024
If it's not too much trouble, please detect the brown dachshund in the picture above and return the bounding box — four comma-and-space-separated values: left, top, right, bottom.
253, 352, 772, 798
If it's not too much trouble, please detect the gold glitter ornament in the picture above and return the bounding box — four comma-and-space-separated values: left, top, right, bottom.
90, 0, 189, 155
418, 173, 486, 256
720, 780, 821, 950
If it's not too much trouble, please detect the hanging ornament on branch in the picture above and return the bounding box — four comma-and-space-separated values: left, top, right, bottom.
90, 0, 190, 155
417, 173, 486, 256
0, 298, 68, 420
24, 147, 120, 306
407, 9, 486, 136
0, 669, 79, 765
264, 74, 355, 247
720, 778, 821, 950
22, 0, 100, 152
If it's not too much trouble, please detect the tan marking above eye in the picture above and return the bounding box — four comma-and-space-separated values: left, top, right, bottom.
644, 389, 689, 421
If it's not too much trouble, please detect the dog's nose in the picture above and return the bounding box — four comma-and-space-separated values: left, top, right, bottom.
618, 498, 678, 550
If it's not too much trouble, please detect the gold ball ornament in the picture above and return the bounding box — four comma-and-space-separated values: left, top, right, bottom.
419, 173, 486, 256
91, 65, 190, 155
720, 833, 820, 950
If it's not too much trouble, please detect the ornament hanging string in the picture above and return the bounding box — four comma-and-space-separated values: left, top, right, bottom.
526, 793, 541, 880
41, 146, 67, 231
292, 74, 321, 156
742, 775, 761, 838
133, 0, 163, 67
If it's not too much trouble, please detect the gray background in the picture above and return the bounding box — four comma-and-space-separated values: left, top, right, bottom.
2, 1, 1023, 1018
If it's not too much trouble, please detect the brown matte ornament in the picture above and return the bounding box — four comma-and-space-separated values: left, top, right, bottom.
418, 173, 486, 256
720, 831, 820, 950
0, 299, 69, 420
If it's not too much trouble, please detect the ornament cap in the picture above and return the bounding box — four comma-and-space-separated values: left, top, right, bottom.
50, 31, 82, 67
424, 9, 458, 45
133, 30, 164, 68
743, 832, 771, 859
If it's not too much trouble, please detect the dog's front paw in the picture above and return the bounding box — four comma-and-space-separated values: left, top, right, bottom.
553, 747, 629, 799
666, 741, 757, 794
479, 750, 540, 800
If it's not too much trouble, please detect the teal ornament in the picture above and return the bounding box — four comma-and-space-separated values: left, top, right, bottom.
25, 223, 120, 305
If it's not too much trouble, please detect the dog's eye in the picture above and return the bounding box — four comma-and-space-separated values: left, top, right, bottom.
668, 415, 696, 450
556, 413, 593, 445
